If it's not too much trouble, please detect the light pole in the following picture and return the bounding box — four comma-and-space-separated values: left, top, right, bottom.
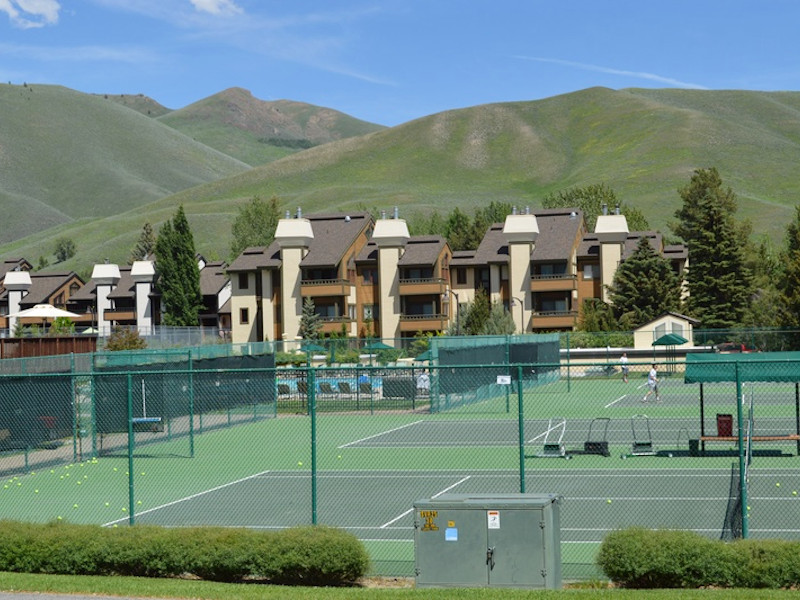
511, 295, 525, 334
442, 289, 461, 336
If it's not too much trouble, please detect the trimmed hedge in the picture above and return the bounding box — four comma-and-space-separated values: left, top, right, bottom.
0, 521, 368, 586
598, 527, 800, 588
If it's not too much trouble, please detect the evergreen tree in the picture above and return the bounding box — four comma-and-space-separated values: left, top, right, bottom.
461, 288, 490, 335
577, 298, 618, 332
155, 205, 203, 326
778, 205, 800, 327
130, 222, 156, 264
230, 195, 281, 260
54, 237, 76, 263
443, 207, 475, 251
607, 237, 683, 329
482, 302, 517, 335
671, 168, 753, 329
299, 297, 322, 341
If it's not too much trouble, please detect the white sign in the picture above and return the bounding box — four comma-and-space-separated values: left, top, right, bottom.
496, 375, 511, 386
487, 510, 500, 529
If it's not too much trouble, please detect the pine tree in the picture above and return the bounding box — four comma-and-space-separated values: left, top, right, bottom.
482, 302, 517, 335
607, 237, 683, 329
299, 297, 322, 341
130, 222, 156, 264
779, 205, 800, 327
671, 168, 753, 329
461, 288, 490, 335
155, 205, 202, 326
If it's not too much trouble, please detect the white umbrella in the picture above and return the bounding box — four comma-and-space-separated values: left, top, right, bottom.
9, 304, 81, 319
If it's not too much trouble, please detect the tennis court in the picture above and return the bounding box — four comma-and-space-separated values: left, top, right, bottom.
2, 353, 800, 578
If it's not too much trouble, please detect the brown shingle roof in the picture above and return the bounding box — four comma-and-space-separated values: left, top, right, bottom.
300, 212, 372, 268
227, 242, 282, 272
107, 267, 134, 300
200, 261, 229, 296
20, 272, 84, 307
530, 208, 584, 262
472, 223, 509, 264
397, 236, 447, 267
355, 241, 378, 265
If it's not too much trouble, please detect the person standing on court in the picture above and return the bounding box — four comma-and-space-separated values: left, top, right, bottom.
643, 363, 659, 402
620, 352, 629, 383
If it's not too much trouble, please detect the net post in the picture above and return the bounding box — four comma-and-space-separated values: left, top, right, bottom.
126, 372, 135, 526
309, 366, 317, 525
517, 364, 525, 494
735, 362, 748, 538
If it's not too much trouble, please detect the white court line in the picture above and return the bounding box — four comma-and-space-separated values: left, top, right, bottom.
380, 475, 471, 529
102, 469, 273, 527
605, 395, 627, 408
526, 420, 566, 444
338, 420, 424, 449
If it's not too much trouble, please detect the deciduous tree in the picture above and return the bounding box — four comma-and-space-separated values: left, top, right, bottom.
230, 195, 281, 259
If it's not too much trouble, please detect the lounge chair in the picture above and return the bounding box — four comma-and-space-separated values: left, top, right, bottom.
319, 382, 337, 397
338, 381, 353, 396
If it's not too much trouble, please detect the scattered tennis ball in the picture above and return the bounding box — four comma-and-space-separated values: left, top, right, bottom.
337, 455, 342, 459
776, 482, 781, 487
121, 507, 127, 512
606, 499, 612, 504
113, 524, 118, 528
83, 475, 88, 480
793, 490, 798, 496
113, 467, 118, 472
140, 472, 145, 476
137, 500, 142, 505
34, 489, 39, 494
105, 502, 110, 507
50, 470, 54, 474
16, 482, 21, 487
57, 516, 62, 520
298, 461, 303, 466
59, 476, 64, 480
76, 481, 82, 486
73, 504, 78, 509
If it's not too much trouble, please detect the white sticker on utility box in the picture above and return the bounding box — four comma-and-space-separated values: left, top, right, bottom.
487, 510, 500, 529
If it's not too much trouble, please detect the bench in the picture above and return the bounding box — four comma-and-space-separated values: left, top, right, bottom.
700, 435, 800, 443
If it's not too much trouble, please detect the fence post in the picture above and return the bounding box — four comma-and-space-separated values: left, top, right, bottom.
736, 362, 748, 538
126, 372, 135, 525
309, 367, 317, 525
517, 365, 525, 493
188, 351, 195, 459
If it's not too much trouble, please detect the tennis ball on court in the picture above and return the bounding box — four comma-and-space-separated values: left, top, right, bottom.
137, 500, 142, 505
105, 502, 110, 507
140, 472, 145, 476
76, 481, 82, 486
121, 507, 127, 512
777, 482, 781, 487
59, 476, 64, 480
298, 461, 303, 466
34, 489, 38, 494
606, 499, 612, 504
113, 524, 118, 528
113, 467, 118, 472
57, 516, 62, 520
50, 470, 54, 474
337, 455, 342, 459
73, 504, 78, 509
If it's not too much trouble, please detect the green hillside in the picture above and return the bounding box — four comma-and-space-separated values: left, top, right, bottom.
157, 87, 386, 166
0, 83, 249, 243
3, 86, 800, 273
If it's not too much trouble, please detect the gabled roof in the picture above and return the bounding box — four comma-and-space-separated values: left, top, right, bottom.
200, 261, 229, 296
354, 240, 378, 265
227, 242, 282, 272
472, 223, 509, 265
107, 266, 134, 300
0, 258, 32, 281
530, 208, 584, 262
19, 272, 84, 307
397, 236, 447, 267
299, 212, 372, 269
579, 231, 676, 260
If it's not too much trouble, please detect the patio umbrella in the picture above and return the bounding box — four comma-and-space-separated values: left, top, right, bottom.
9, 304, 81, 320
300, 342, 326, 353
363, 340, 393, 351
652, 333, 689, 372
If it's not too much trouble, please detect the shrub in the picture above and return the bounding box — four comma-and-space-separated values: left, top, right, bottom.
0, 521, 368, 586
598, 527, 800, 589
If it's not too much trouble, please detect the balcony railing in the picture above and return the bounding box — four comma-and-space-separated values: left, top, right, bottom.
398, 277, 447, 296
398, 313, 448, 332
530, 274, 577, 292
531, 310, 578, 329
300, 279, 351, 297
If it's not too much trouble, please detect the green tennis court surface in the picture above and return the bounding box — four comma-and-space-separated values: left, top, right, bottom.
3, 383, 800, 579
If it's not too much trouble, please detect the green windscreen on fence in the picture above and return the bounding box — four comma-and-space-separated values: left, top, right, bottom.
685, 352, 800, 383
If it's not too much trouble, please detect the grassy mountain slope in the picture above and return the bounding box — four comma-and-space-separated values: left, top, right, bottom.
97, 92, 172, 117
0, 84, 249, 243
4, 87, 800, 273
157, 87, 386, 166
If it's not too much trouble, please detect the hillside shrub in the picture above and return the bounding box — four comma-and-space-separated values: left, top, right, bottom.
598, 527, 800, 589
0, 520, 368, 586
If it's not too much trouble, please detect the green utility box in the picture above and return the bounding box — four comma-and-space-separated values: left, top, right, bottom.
413, 493, 561, 589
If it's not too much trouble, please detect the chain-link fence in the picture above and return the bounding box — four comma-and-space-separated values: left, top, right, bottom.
2, 347, 800, 580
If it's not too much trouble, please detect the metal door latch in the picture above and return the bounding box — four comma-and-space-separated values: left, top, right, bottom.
486, 546, 495, 570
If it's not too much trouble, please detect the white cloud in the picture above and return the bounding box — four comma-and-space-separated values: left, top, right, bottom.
189, 0, 241, 16
516, 56, 708, 90
0, 0, 60, 28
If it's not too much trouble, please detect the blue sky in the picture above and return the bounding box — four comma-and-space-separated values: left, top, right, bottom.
1, 1, 798, 126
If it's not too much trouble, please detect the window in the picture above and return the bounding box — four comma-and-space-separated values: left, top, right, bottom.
363, 304, 380, 320
456, 267, 467, 285
363, 268, 378, 284
583, 264, 599, 280
239, 308, 249, 325
238, 273, 249, 290
348, 304, 356, 320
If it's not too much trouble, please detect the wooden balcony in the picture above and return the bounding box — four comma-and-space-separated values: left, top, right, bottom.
300, 279, 351, 297
398, 278, 447, 296
399, 314, 448, 332
530, 274, 577, 293
531, 311, 578, 330
103, 310, 136, 322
